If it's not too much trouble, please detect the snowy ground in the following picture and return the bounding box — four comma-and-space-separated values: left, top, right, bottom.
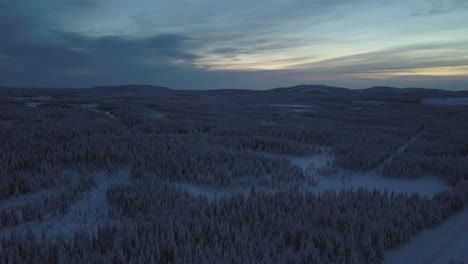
80, 103, 115, 118
11, 95, 51, 108
268, 150, 447, 197
269, 104, 316, 108
0, 187, 68, 210
172, 183, 248, 200
269, 104, 317, 112
304, 172, 447, 197
0, 170, 76, 210
279, 152, 333, 169
173, 150, 448, 199
354, 100, 386, 106
385, 207, 468, 264
149, 111, 166, 119
24, 102, 44, 108
0, 169, 131, 240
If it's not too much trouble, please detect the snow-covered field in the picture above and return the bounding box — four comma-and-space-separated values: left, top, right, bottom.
173, 151, 448, 199
0, 187, 68, 210
0, 169, 131, 240
149, 111, 166, 119
280, 153, 333, 169
80, 103, 115, 118
305, 172, 447, 197
172, 183, 248, 200
11, 95, 51, 108
385, 207, 468, 264
269, 104, 315, 108
269, 104, 317, 112
80, 103, 98, 109
354, 100, 386, 106
24, 101, 44, 108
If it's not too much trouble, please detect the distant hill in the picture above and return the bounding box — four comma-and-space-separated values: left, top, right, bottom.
2, 84, 468, 103
269, 84, 351, 95
353, 86, 468, 103
89, 85, 172, 95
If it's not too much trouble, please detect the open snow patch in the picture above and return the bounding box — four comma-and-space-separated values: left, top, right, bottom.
12, 96, 51, 108
263, 151, 447, 197
24, 102, 43, 108
261, 150, 334, 169
167, 150, 447, 201
270, 104, 316, 108
172, 183, 248, 200
284, 154, 333, 169
80, 103, 98, 109
0, 169, 131, 240
80, 103, 115, 118
0, 187, 68, 210
305, 171, 448, 197
149, 111, 166, 119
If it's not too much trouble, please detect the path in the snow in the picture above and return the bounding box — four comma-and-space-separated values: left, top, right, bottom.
376, 126, 425, 172
0, 169, 131, 240
385, 206, 468, 264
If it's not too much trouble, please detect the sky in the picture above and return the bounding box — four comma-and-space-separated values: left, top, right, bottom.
1, 0, 467, 90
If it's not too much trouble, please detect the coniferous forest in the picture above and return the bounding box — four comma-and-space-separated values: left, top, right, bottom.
1, 85, 468, 263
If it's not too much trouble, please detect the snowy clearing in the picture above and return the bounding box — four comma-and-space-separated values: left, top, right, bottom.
173, 151, 448, 199
101, 110, 115, 119
24, 102, 43, 108
305, 172, 448, 197
11, 96, 51, 108
0, 187, 68, 210
0, 169, 131, 240
0, 169, 76, 209
79, 103, 115, 118
385, 207, 468, 264
354, 100, 386, 106
267, 150, 447, 197
284, 150, 448, 197
172, 183, 248, 200
269, 104, 316, 108
149, 111, 166, 119
282, 153, 333, 169
80, 103, 98, 109
259, 150, 334, 169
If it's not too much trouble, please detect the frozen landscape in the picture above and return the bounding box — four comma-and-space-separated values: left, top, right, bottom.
1, 85, 467, 263
2, 0, 468, 262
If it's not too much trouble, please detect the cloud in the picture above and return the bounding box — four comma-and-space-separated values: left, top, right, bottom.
0, 0, 467, 90
292, 42, 468, 74
0, 32, 201, 86
412, 0, 468, 16
0, 2, 198, 86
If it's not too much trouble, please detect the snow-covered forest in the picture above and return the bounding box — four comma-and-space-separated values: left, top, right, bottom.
1, 85, 467, 263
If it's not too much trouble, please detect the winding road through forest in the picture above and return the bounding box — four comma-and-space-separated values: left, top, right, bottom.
385, 206, 468, 264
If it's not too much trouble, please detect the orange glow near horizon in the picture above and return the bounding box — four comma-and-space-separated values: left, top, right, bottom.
353, 66, 468, 79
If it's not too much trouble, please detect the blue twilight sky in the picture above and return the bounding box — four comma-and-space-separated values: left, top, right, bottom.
1, 0, 467, 90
